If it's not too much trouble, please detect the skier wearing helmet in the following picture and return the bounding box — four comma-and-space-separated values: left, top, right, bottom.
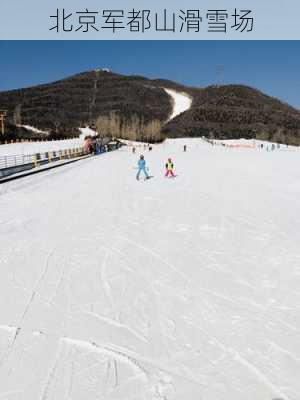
136, 155, 150, 180
165, 158, 175, 177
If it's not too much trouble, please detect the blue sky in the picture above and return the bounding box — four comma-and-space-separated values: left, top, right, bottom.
1, 41, 300, 109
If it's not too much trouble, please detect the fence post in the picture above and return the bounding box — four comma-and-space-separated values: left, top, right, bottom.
33, 155, 38, 168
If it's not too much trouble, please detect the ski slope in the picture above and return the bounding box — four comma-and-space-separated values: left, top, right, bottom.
164, 89, 192, 120
16, 125, 49, 135
0, 139, 299, 400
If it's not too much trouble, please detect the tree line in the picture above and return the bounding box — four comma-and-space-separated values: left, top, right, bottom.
96, 112, 163, 142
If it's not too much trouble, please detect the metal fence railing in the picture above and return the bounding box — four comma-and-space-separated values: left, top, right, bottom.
0, 147, 87, 179
0, 154, 35, 169
0, 140, 124, 180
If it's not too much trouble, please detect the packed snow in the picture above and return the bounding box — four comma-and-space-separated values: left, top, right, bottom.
0, 138, 299, 400
164, 89, 192, 121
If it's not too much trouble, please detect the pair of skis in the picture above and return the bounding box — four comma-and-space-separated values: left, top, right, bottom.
136, 175, 154, 181
136, 175, 178, 182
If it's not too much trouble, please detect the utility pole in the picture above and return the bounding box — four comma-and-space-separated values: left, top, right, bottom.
216, 65, 225, 86
0, 110, 7, 135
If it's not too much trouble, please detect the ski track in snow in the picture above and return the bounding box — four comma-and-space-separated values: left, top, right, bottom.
0, 138, 299, 399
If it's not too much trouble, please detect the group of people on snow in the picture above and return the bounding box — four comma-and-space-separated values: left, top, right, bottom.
134, 143, 188, 180
136, 154, 175, 181
132, 143, 154, 154
84, 136, 105, 154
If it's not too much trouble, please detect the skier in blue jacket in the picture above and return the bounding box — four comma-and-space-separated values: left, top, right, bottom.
136, 155, 149, 180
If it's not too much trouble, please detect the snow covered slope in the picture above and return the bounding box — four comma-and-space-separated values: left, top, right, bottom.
16, 125, 49, 135
79, 126, 97, 139
0, 139, 299, 400
164, 88, 192, 121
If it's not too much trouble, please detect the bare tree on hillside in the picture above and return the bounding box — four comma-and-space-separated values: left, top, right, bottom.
144, 119, 162, 142
96, 112, 163, 142
13, 104, 22, 125
96, 112, 122, 140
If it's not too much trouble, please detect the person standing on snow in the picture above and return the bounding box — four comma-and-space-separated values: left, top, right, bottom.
165, 158, 175, 177
136, 155, 149, 180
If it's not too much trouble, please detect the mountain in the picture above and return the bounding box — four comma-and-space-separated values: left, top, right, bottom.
0, 70, 300, 145
163, 85, 300, 145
